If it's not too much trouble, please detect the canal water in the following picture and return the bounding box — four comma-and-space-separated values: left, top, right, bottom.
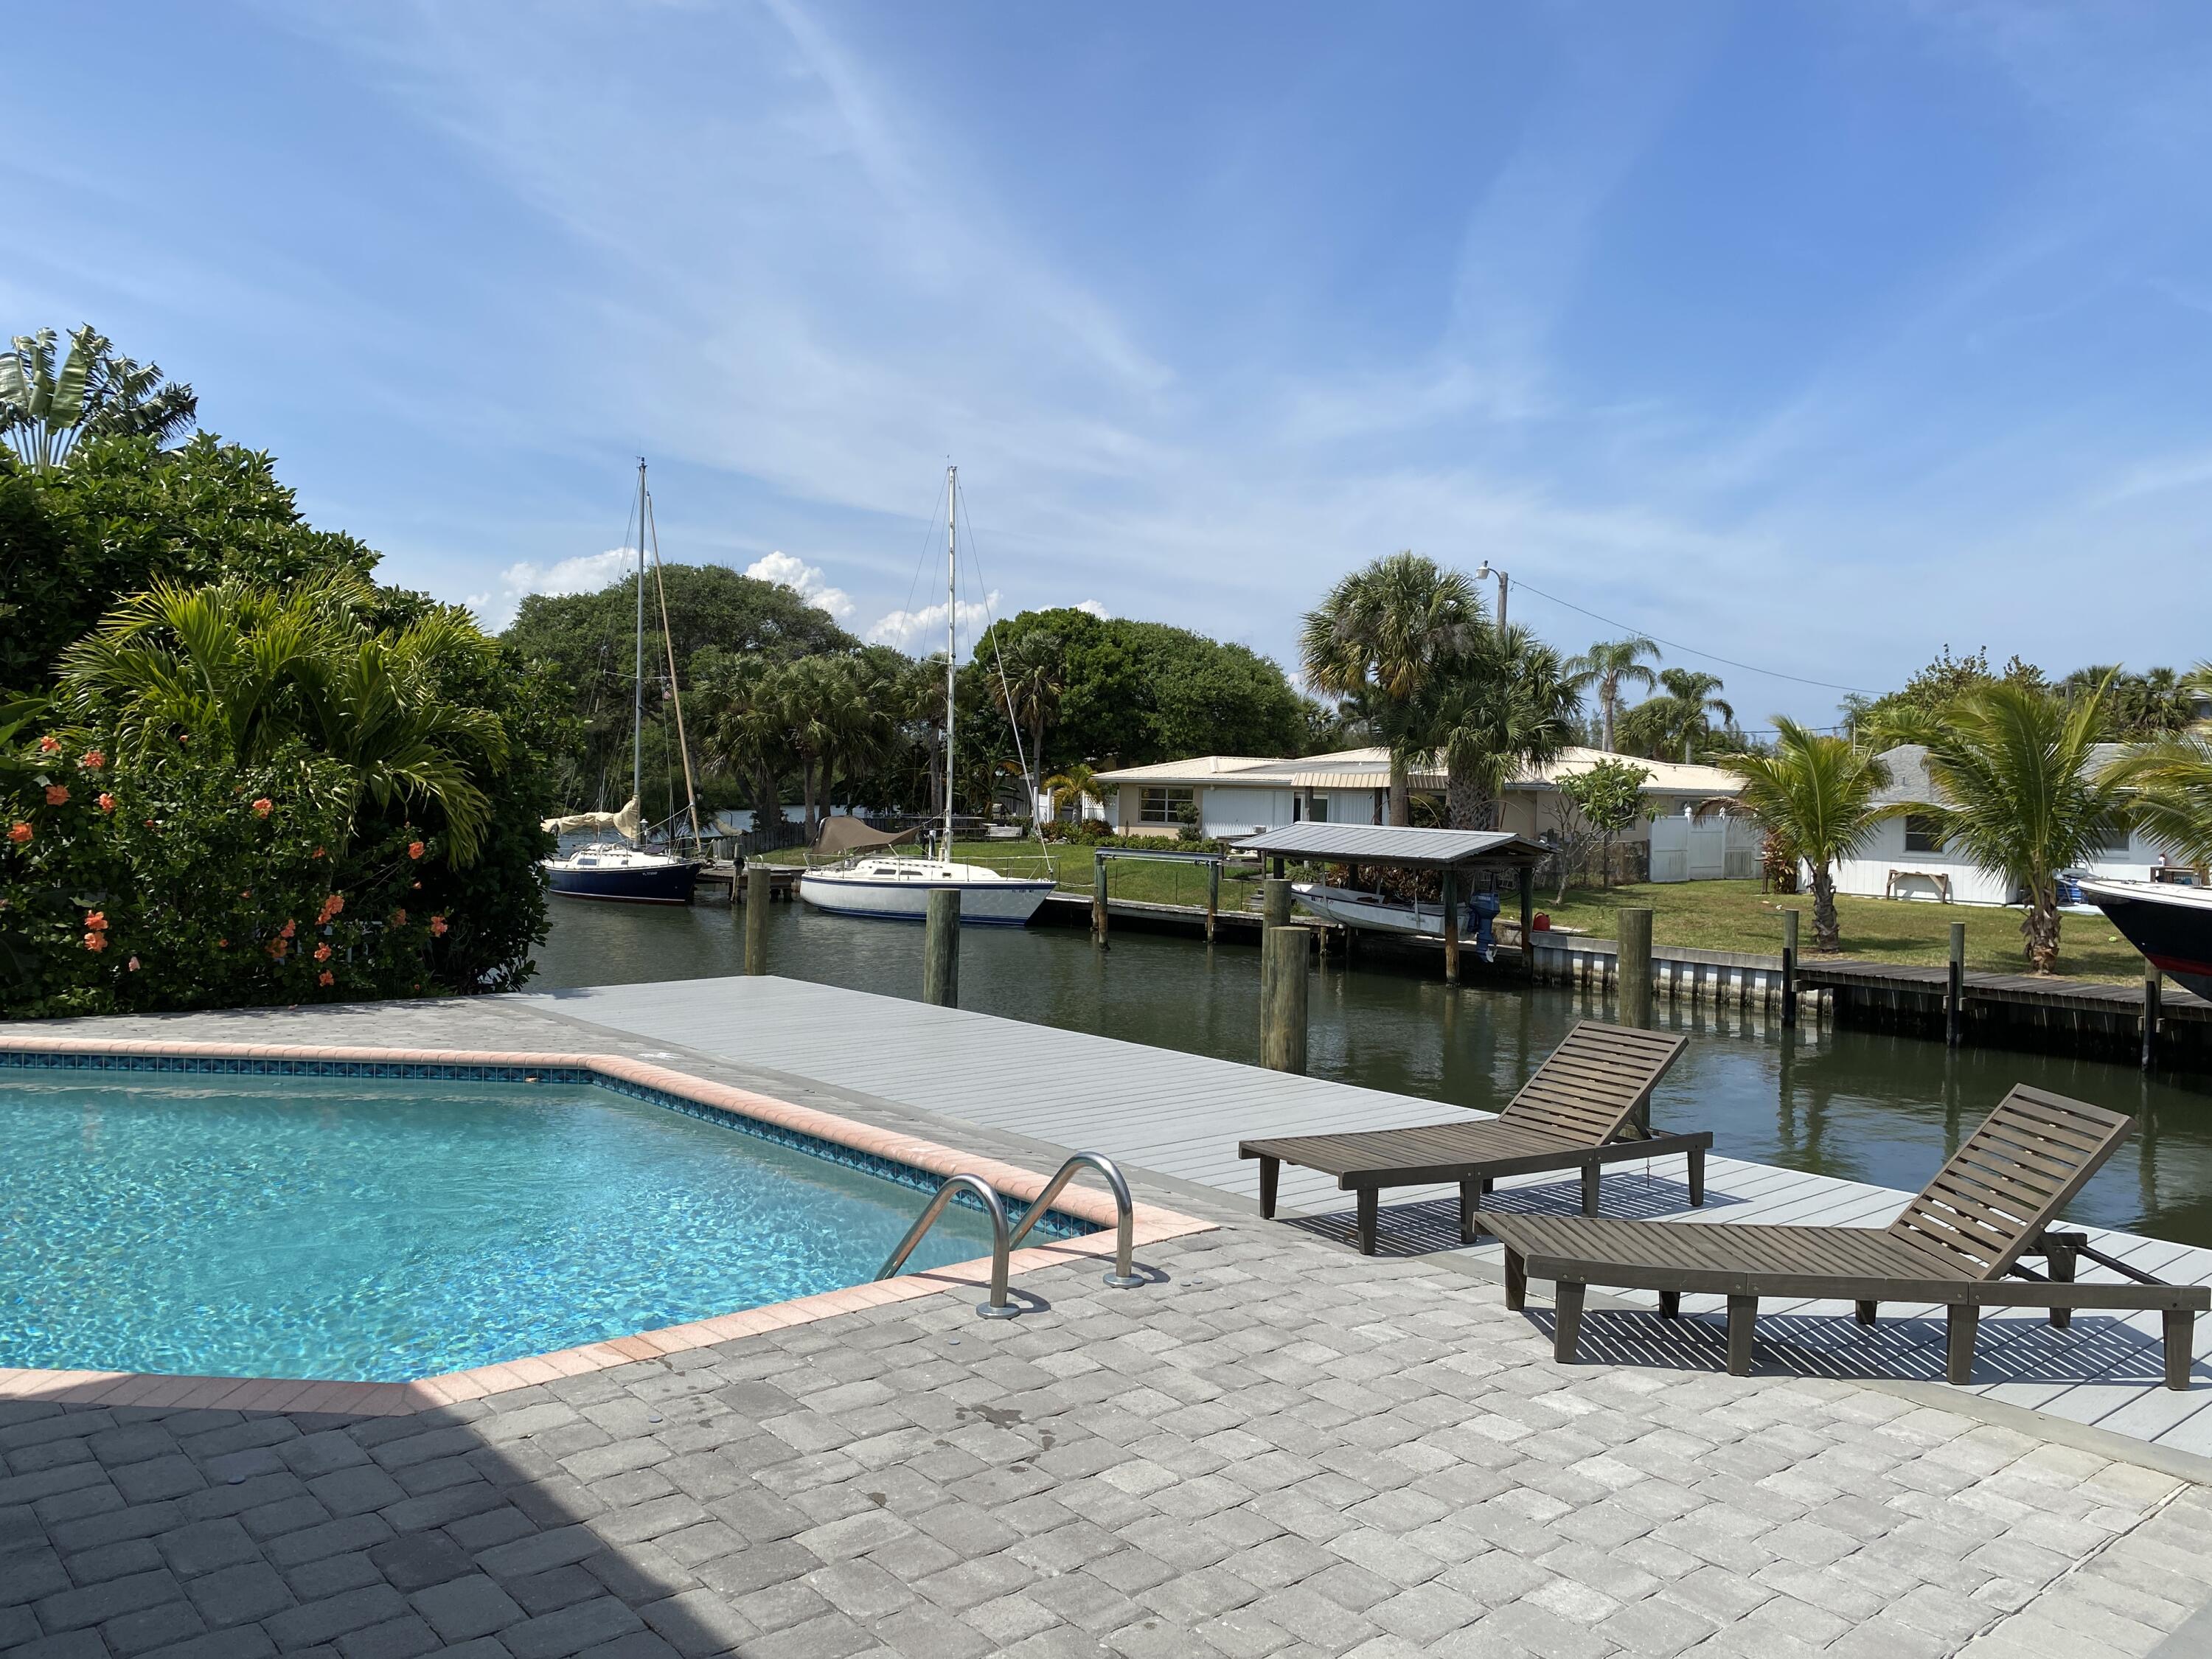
535, 900, 2212, 1251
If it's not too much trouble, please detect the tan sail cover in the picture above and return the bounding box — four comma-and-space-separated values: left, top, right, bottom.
814, 815, 920, 856
541, 796, 642, 841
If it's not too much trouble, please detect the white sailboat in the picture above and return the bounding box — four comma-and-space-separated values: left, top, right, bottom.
799, 465, 1056, 928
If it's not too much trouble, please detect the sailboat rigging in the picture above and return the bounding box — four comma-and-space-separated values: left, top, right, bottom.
797, 465, 1057, 926
540, 460, 705, 905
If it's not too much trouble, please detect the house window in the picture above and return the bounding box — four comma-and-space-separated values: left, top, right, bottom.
1139, 787, 1194, 825
1309, 796, 1329, 823
1904, 813, 1944, 854
2091, 820, 2131, 855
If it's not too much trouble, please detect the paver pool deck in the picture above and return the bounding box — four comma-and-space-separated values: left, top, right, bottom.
4, 981, 2210, 1658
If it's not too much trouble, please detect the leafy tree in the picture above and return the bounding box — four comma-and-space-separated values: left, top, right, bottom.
1563, 636, 1660, 753
1422, 625, 1582, 830
1300, 553, 1482, 826
1, 435, 378, 693
1552, 758, 1649, 899
1, 326, 197, 472
978, 608, 1304, 772
504, 563, 858, 815
1887, 678, 2124, 973
1712, 719, 1893, 952
1618, 668, 1736, 761
1842, 644, 2045, 740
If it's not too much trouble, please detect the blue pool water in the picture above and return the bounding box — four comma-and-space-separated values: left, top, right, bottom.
0, 1074, 1015, 1381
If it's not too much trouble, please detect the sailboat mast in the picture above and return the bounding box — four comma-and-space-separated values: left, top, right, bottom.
633, 459, 647, 837
944, 464, 957, 857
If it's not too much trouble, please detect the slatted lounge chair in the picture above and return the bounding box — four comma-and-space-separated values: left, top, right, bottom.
1474, 1085, 2208, 1390
1239, 1021, 1705, 1256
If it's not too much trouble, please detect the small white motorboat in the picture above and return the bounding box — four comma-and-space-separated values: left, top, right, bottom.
1293, 881, 1500, 954
799, 855, 1056, 926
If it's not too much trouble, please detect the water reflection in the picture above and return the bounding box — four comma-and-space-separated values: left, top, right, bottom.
533, 899, 2212, 1248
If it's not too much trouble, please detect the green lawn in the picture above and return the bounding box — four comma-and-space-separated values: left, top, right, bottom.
1533, 880, 2148, 984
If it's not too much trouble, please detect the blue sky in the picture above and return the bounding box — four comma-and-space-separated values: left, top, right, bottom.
11, 2, 2212, 726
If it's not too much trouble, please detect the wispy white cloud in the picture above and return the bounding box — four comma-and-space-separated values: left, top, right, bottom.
467, 547, 631, 630
1074, 599, 1110, 619
745, 551, 854, 621
867, 592, 1001, 654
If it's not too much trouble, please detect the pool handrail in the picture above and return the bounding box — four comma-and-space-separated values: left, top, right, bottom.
1005, 1152, 1144, 1289
874, 1172, 1018, 1318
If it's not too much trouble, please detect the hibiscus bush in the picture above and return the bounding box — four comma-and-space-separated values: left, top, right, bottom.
2, 730, 470, 1016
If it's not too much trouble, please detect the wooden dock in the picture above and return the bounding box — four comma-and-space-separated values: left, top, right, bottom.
520, 973, 2212, 1464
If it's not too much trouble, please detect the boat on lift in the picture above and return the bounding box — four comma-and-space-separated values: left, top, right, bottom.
541, 459, 705, 906
797, 465, 1055, 928
1292, 883, 1500, 956
2078, 877, 2212, 1001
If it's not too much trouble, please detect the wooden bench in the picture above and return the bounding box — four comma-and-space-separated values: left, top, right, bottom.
1240, 1022, 1705, 1256
1475, 1085, 2206, 1389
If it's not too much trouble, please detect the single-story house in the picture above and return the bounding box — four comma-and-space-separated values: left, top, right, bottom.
1079, 746, 1759, 880
1832, 743, 2195, 905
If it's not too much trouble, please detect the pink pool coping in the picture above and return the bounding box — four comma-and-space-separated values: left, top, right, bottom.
0, 1035, 1214, 1417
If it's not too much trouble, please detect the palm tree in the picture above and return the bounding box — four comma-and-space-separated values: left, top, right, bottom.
1711, 719, 1892, 952
1619, 668, 1736, 761
1300, 553, 1482, 827
1041, 762, 1105, 824
1891, 677, 2125, 973
57, 577, 509, 860
698, 654, 790, 835
993, 630, 1065, 782
1, 326, 198, 471
1563, 636, 1660, 753
2101, 661, 2212, 869
1424, 627, 1582, 830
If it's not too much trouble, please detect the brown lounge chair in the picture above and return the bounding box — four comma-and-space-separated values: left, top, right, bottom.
1475, 1085, 2208, 1390
1239, 1021, 1705, 1256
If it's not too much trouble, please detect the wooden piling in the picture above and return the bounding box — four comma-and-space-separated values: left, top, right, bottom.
1206, 860, 1220, 945
1092, 855, 1109, 948
1264, 876, 1292, 929
1617, 908, 1653, 1029
2144, 967, 2162, 1072
1261, 925, 1308, 1074
1781, 908, 1798, 1027
1947, 922, 1966, 1048
924, 888, 961, 1007
1517, 866, 1535, 979
744, 865, 771, 976
1441, 868, 1460, 986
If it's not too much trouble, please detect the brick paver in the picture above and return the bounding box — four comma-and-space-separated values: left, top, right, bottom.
4, 1223, 2208, 1657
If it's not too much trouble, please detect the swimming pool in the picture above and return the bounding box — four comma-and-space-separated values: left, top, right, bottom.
0, 1066, 1074, 1382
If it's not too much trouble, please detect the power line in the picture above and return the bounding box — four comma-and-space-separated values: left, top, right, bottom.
1509, 575, 1874, 696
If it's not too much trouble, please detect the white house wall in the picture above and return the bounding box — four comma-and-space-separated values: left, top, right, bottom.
1830, 818, 2191, 905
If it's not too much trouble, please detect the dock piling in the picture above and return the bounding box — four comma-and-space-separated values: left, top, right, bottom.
1206, 860, 1220, 945
1517, 866, 1534, 979
1617, 908, 1653, 1029
1947, 922, 1966, 1048
924, 888, 961, 1007
744, 865, 771, 975
1261, 925, 1308, 1074
1263, 877, 1292, 930
1441, 868, 1460, 987
1781, 909, 1798, 1027
2144, 967, 2162, 1072
1092, 855, 1109, 949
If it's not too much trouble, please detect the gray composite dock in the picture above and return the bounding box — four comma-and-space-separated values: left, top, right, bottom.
519, 973, 2212, 1465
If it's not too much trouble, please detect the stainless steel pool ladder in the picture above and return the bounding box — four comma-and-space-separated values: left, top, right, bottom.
874, 1152, 1144, 1320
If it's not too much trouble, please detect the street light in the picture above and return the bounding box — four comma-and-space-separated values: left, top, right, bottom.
1474, 562, 1508, 636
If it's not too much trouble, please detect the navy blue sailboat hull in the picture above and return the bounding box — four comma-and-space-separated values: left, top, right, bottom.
546, 861, 701, 905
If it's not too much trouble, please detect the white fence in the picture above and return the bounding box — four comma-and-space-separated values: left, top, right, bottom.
1648, 810, 1762, 883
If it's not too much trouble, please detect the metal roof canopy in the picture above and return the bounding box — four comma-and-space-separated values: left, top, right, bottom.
1234, 824, 1545, 870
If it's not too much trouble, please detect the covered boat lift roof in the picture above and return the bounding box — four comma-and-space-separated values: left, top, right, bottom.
1234, 823, 1545, 872
1234, 823, 1544, 986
